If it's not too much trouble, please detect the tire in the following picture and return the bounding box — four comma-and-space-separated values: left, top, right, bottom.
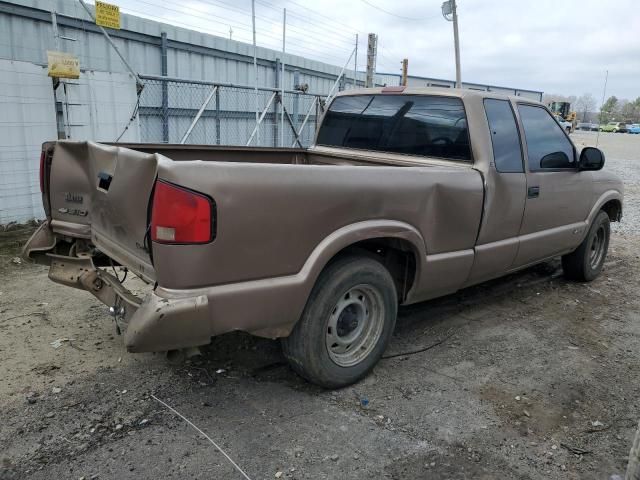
562, 210, 610, 282
282, 255, 397, 389
566, 127, 571, 134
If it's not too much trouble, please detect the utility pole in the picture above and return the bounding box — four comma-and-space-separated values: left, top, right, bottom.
251, 0, 259, 145
50, 9, 71, 139
442, 0, 461, 88
353, 33, 358, 89
401, 58, 408, 86
365, 33, 377, 88
229, 26, 233, 40
280, 8, 286, 147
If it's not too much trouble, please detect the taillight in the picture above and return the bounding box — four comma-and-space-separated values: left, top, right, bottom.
151, 180, 214, 244
39, 151, 46, 193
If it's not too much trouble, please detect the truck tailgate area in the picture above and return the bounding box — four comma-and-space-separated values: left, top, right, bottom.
48, 142, 157, 281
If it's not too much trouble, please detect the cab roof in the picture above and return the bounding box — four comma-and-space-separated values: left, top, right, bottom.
334, 86, 543, 106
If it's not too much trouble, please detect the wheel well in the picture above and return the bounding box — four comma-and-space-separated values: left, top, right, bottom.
329, 238, 418, 302
602, 199, 622, 222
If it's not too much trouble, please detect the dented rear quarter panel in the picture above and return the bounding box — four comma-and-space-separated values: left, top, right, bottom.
152, 158, 484, 291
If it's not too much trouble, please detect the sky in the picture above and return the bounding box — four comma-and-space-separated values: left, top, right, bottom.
116, 0, 640, 105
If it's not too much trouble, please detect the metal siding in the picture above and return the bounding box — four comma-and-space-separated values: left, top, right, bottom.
61, 70, 140, 142
0, 59, 55, 224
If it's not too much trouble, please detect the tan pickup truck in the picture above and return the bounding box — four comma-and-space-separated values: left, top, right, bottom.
24, 87, 623, 388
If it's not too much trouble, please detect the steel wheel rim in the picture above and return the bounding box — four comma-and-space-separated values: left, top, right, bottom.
325, 285, 385, 367
589, 225, 606, 269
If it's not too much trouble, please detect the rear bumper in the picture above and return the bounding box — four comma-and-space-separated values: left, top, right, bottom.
43, 254, 215, 352
23, 221, 311, 352
124, 289, 211, 352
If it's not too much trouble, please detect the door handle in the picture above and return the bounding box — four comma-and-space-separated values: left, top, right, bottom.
528, 186, 540, 198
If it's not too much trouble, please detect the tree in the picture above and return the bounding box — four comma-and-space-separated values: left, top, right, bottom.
621, 98, 640, 123
599, 95, 618, 123
574, 93, 597, 122
620, 100, 633, 121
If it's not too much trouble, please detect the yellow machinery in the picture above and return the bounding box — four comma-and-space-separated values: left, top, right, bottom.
548, 101, 577, 122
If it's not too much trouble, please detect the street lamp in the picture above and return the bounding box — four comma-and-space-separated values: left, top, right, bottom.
442, 0, 461, 88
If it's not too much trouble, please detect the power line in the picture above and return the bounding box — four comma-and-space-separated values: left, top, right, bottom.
276, 0, 363, 33
255, 0, 359, 42
359, 0, 439, 21
202, 0, 357, 46
119, 1, 353, 66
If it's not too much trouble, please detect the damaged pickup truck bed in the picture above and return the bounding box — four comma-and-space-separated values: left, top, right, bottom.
24, 87, 623, 388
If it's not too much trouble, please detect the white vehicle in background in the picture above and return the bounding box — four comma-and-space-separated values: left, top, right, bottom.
554, 115, 573, 133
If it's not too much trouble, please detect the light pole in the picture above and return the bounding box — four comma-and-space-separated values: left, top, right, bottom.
442, 0, 461, 88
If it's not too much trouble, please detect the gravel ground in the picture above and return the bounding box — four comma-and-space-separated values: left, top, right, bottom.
1, 133, 639, 480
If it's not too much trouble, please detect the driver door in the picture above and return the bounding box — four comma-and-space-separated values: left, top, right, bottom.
513, 103, 593, 267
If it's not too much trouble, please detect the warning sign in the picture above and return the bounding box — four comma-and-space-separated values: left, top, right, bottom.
47, 51, 80, 79
95, 1, 120, 29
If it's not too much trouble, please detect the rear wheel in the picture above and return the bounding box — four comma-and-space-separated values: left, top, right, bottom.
282, 255, 397, 388
562, 211, 610, 282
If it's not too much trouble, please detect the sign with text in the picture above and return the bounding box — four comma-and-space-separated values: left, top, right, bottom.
95, 1, 120, 29
47, 50, 80, 79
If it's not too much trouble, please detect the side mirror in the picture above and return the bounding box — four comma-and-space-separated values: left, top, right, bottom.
579, 147, 605, 171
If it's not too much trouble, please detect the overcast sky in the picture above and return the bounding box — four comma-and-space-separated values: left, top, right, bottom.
118, 0, 640, 104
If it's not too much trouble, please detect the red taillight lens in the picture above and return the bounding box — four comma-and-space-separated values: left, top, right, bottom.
151, 180, 214, 244
39, 151, 46, 193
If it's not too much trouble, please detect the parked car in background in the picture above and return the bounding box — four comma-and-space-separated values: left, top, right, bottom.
600, 122, 628, 133
553, 115, 573, 133
554, 115, 573, 133
576, 122, 592, 131
590, 123, 600, 131
627, 124, 640, 134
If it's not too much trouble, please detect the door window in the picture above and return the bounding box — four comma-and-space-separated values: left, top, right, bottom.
483, 99, 523, 172
517, 104, 575, 170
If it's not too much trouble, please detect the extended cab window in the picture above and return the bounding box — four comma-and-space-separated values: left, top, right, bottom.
517, 104, 575, 170
484, 99, 523, 172
317, 94, 471, 161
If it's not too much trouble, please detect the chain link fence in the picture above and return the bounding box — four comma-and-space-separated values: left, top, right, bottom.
138, 75, 323, 147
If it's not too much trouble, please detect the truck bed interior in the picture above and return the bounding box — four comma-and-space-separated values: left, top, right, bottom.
111, 143, 411, 167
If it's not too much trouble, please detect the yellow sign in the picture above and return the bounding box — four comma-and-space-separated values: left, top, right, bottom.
47, 51, 80, 79
95, 1, 120, 29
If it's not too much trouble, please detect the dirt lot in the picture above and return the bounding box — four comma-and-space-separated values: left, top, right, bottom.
1, 132, 639, 480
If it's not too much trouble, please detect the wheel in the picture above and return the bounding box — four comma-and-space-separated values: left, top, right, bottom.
282, 255, 397, 388
562, 210, 610, 282
566, 127, 571, 134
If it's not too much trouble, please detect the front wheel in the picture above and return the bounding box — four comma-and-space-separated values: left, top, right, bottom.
562, 211, 610, 282
282, 255, 397, 388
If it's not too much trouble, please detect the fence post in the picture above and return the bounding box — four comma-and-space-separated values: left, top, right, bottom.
274, 58, 280, 147
215, 87, 221, 145
293, 69, 300, 135
160, 32, 169, 143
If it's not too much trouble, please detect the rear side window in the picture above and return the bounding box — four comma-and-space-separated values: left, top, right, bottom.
317, 94, 471, 161
517, 104, 575, 170
483, 99, 523, 172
